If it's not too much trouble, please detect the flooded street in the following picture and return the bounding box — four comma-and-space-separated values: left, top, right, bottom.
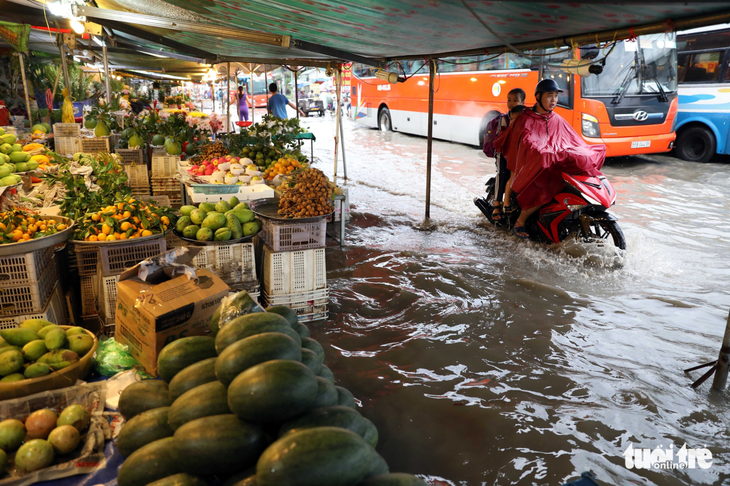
295, 113, 730, 485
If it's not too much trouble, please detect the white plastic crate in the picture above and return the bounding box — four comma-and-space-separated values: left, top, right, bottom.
0, 246, 54, 286
151, 156, 178, 178
98, 237, 167, 276
192, 243, 257, 291
0, 284, 68, 329
0, 126, 18, 136
73, 245, 99, 277
53, 123, 81, 138
261, 291, 328, 323
262, 246, 326, 296
185, 184, 275, 204
261, 218, 326, 252
55, 137, 81, 156
0, 256, 58, 316
80, 275, 97, 317
97, 275, 119, 326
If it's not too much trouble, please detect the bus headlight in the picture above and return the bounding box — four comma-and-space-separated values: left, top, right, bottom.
582, 113, 600, 138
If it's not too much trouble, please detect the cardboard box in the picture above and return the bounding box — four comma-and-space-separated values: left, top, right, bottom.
115, 248, 229, 376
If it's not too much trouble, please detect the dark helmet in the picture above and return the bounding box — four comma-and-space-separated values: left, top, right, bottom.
535, 78, 564, 96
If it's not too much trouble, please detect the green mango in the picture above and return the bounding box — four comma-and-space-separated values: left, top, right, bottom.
242, 220, 261, 236
1, 373, 24, 382
65, 327, 86, 337
68, 334, 94, 357
228, 196, 240, 208
0, 328, 40, 347
176, 216, 192, 233
0, 346, 22, 356
190, 209, 206, 225
226, 214, 243, 239
31, 124, 48, 134
37, 349, 79, 371
180, 205, 196, 217
0, 166, 11, 178
24, 363, 51, 379
10, 144, 22, 153
37, 325, 61, 339
228, 208, 254, 224
21, 340, 48, 362
215, 200, 231, 213
0, 337, 8, 348
0, 144, 10, 155
2, 134, 16, 145
0, 127, 4, 136
0, 351, 24, 376
27, 161, 39, 170
196, 227, 213, 241
182, 225, 199, 239
15, 162, 28, 172
202, 213, 226, 231
44, 328, 67, 351
199, 203, 216, 213
41, 123, 51, 133
214, 227, 232, 241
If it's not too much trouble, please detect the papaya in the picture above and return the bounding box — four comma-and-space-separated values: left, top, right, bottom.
156, 336, 217, 382
168, 357, 217, 401
168, 381, 230, 431
119, 380, 173, 420
117, 437, 182, 486
117, 407, 174, 457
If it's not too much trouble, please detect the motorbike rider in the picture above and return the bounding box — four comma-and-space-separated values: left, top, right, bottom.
496, 78, 606, 239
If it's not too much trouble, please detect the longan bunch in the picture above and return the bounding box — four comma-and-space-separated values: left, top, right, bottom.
278, 168, 334, 218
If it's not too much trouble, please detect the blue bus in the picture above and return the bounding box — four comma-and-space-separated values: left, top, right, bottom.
676, 25, 730, 162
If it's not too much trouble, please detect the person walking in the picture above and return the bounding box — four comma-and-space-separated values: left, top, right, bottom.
267, 83, 305, 119
230, 85, 252, 122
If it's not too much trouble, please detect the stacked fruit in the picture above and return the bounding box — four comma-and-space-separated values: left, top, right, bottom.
115, 293, 425, 486
30, 123, 53, 140
278, 168, 335, 218
0, 209, 68, 244
175, 198, 261, 242
0, 404, 91, 475
199, 142, 228, 163
73, 197, 175, 242
0, 320, 95, 382
263, 156, 304, 181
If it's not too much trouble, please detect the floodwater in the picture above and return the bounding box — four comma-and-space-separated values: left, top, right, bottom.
295, 112, 730, 486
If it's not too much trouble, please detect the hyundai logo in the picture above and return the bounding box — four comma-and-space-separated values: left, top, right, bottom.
633, 110, 649, 122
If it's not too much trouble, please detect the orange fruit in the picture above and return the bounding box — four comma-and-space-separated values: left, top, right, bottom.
106, 234, 117, 241
91, 214, 101, 221
123, 211, 132, 219
102, 224, 112, 235
22, 234, 30, 240
56, 224, 66, 230
161, 216, 170, 225
39, 224, 46, 231
97, 233, 107, 241
117, 202, 125, 211
121, 222, 132, 231
119, 233, 127, 240
89, 235, 98, 241
129, 198, 136, 204
141, 230, 153, 237
0, 223, 6, 231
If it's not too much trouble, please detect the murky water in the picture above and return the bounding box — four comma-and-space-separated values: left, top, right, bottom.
296, 113, 730, 486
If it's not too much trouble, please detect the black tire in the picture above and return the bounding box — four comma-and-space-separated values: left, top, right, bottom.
474, 178, 497, 223
581, 218, 627, 250
478, 110, 502, 148
378, 107, 392, 131
676, 126, 716, 163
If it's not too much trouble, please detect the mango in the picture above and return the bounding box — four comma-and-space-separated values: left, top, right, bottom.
65, 327, 86, 337
37, 325, 61, 339
176, 216, 192, 233
57, 404, 90, 432
183, 225, 200, 239
15, 162, 28, 172
234, 202, 250, 211
0, 166, 9, 178
37, 349, 79, 371
226, 214, 243, 239
227, 208, 254, 224
190, 209, 206, 225
228, 196, 240, 208
199, 203, 216, 213
0, 328, 40, 347
215, 200, 231, 213
0, 337, 7, 348
202, 213, 226, 231
0, 449, 6, 475
180, 205, 196, 217
31, 124, 48, 134
1, 373, 24, 382
27, 161, 39, 170
22, 340, 49, 361
68, 334, 94, 357
44, 328, 67, 350
196, 227, 213, 241
15, 439, 54, 473
214, 227, 232, 241
24, 362, 51, 379
9, 151, 30, 163
48, 425, 80, 454
2, 134, 17, 145
25, 409, 58, 440
0, 350, 24, 376
0, 144, 10, 155
243, 220, 261, 236
41, 123, 51, 133
0, 419, 26, 451
0, 127, 4, 136
0, 346, 21, 355
10, 144, 22, 153
20, 319, 53, 333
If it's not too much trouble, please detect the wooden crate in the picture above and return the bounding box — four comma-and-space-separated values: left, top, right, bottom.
80, 137, 111, 154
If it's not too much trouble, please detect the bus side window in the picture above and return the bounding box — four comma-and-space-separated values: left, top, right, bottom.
725, 55, 730, 82
683, 51, 723, 83
677, 53, 689, 83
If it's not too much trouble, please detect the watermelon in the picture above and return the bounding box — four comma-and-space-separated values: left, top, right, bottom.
313, 377, 338, 408
336, 386, 357, 409
146, 474, 209, 486
117, 437, 182, 486
118, 380, 173, 420
359, 473, 428, 485
168, 357, 218, 401
278, 406, 367, 439
300, 347, 323, 375
215, 332, 301, 386
301, 337, 325, 361
215, 313, 300, 354
157, 336, 217, 382
168, 381, 231, 431
117, 407, 174, 458
265, 305, 298, 326
318, 365, 335, 384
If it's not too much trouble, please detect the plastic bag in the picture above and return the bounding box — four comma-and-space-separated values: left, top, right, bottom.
216, 290, 264, 333
61, 88, 75, 123
92, 337, 151, 378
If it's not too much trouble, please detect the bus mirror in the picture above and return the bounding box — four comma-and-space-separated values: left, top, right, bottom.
588, 63, 604, 75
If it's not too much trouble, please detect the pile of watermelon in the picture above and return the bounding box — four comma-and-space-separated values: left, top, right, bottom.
114, 292, 425, 486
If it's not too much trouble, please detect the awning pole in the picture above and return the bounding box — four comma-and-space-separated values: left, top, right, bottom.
333, 69, 342, 183
58, 42, 71, 96
294, 68, 299, 120
338, 69, 347, 180
227, 62, 231, 132
264, 68, 269, 115
425, 58, 435, 220
16, 53, 33, 125
102, 40, 111, 103
249, 63, 255, 124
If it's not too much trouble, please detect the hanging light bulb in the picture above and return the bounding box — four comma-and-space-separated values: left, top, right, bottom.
70, 20, 85, 35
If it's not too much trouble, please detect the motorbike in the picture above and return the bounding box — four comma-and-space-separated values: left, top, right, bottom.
474, 172, 627, 250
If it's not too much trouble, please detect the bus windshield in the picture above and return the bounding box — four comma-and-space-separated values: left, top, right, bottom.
252, 78, 268, 96
581, 33, 678, 98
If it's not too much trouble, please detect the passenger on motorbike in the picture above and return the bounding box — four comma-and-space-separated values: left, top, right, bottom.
495, 79, 606, 239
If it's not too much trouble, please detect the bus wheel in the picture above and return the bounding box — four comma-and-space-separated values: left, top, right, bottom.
676, 126, 716, 163
378, 108, 392, 131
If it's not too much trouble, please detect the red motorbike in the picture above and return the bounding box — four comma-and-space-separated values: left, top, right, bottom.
475, 172, 626, 250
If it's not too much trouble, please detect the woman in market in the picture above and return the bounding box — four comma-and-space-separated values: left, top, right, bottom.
231, 85, 253, 122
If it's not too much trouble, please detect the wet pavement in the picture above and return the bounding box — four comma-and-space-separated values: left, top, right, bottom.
291, 112, 730, 486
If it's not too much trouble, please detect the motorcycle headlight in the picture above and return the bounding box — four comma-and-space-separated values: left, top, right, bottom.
581, 113, 600, 138
567, 204, 589, 211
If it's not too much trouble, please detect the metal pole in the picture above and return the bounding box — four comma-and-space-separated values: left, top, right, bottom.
425, 58, 435, 220
58, 42, 71, 95
338, 81, 347, 180
16, 53, 33, 125
226, 62, 231, 132
333, 69, 342, 183
249, 63, 255, 124
712, 310, 730, 391
102, 41, 111, 103
264, 67, 269, 115
294, 68, 299, 120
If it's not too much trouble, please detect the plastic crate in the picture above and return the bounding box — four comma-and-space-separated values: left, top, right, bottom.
192, 242, 258, 291
116, 148, 144, 165
98, 237, 167, 276
262, 246, 326, 296
55, 137, 80, 156
80, 137, 111, 154
125, 164, 149, 188
0, 256, 58, 316
0, 246, 54, 286
53, 123, 81, 138
151, 156, 178, 178
165, 231, 185, 249
97, 275, 119, 326
80, 275, 97, 317
73, 245, 99, 277
0, 283, 67, 329
261, 218, 326, 252
185, 184, 275, 204
261, 291, 328, 323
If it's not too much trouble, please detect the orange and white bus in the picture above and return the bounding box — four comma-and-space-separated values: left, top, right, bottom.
352, 33, 678, 157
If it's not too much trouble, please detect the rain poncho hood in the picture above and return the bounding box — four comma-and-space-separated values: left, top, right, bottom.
495, 107, 606, 209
